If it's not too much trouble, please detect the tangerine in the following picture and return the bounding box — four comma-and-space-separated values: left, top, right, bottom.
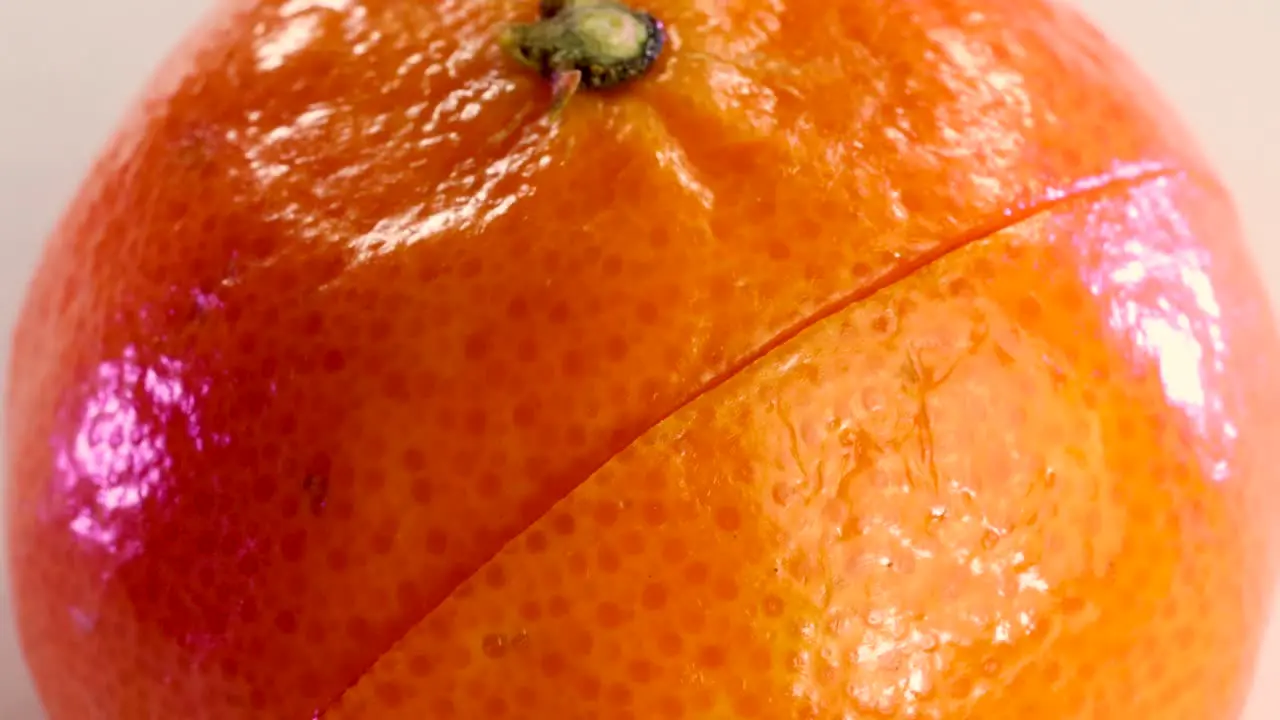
6, 0, 1280, 718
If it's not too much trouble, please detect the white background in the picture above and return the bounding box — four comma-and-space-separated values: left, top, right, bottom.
0, 1, 1276, 718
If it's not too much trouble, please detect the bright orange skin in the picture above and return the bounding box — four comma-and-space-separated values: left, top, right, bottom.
6, 0, 1280, 718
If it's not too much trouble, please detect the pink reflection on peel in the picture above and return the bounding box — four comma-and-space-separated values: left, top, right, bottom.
52, 347, 203, 557
1080, 173, 1237, 482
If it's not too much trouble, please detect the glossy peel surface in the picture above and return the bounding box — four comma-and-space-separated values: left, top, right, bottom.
4, 0, 1279, 718
325, 174, 1280, 719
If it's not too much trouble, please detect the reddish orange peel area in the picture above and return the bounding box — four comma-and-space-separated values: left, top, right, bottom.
5, 0, 1280, 718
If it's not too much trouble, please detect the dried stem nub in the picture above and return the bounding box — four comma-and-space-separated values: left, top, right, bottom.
499, 0, 666, 116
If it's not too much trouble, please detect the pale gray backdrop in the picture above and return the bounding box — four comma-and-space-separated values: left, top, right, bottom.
1, 1, 1277, 718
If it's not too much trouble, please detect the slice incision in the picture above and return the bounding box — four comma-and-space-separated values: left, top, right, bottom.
321, 173, 1276, 719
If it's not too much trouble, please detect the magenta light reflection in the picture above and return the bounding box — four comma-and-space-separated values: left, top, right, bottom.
1083, 173, 1237, 483
52, 346, 202, 557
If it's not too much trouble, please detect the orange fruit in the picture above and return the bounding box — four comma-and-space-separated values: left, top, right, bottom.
6, 0, 1280, 717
